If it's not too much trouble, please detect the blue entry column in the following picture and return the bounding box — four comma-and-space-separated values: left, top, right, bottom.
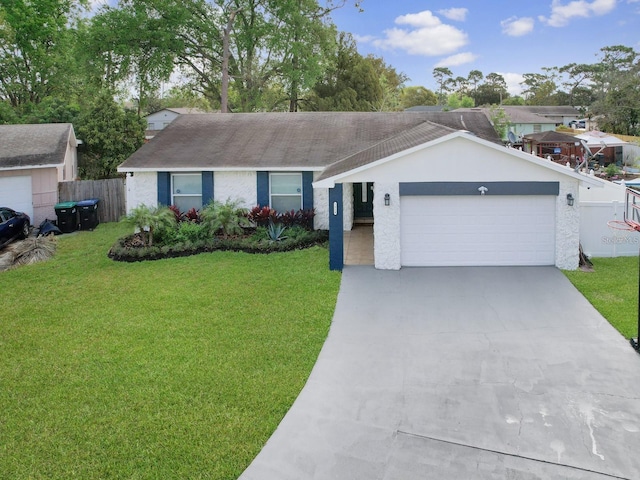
329, 184, 344, 271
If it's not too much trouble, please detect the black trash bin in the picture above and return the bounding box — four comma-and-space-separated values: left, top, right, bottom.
54, 202, 78, 233
77, 198, 100, 230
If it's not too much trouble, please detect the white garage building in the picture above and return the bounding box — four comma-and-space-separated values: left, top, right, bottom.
314, 129, 601, 271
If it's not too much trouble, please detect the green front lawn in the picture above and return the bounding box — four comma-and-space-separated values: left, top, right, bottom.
564, 256, 639, 339
0, 223, 341, 479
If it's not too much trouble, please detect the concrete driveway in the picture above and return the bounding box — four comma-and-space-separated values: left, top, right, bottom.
240, 266, 640, 480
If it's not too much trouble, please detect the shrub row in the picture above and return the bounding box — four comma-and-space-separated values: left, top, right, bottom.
108, 228, 329, 262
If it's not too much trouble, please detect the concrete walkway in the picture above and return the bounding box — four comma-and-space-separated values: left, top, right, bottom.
240, 266, 640, 480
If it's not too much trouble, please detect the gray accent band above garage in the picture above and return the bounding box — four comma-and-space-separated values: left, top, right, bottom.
399, 181, 560, 196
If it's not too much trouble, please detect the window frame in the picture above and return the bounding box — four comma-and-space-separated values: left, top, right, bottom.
171, 173, 203, 211
269, 172, 303, 212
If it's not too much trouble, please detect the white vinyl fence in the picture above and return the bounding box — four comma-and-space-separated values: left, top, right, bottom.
580, 201, 640, 257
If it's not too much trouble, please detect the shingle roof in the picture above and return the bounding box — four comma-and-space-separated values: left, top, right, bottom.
119, 111, 501, 172
515, 106, 580, 116
0, 123, 73, 169
316, 121, 459, 181
522, 131, 580, 143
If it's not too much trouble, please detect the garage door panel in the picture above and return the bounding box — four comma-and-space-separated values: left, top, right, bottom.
0, 176, 33, 220
400, 195, 556, 267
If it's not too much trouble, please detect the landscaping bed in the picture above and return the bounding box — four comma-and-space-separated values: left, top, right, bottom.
108, 228, 329, 262
109, 201, 328, 262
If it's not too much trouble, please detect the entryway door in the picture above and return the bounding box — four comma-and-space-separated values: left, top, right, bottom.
353, 182, 373, 222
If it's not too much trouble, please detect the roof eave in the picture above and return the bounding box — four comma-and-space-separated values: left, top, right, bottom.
117, 166, 325, 173
313, 131, 604, 189
0, 162, 63, 171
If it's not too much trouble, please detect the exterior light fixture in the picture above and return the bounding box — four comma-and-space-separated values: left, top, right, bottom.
384, 193, 390, 206
566, 193, 575, 206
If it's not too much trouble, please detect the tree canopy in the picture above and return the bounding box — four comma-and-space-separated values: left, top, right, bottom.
1, 0, 639, 166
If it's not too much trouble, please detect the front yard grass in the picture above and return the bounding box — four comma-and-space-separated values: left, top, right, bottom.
564, 256, 639, 339
0, 223, 341, 479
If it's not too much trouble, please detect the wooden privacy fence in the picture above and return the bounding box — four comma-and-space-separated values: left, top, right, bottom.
58, 178, 126, 223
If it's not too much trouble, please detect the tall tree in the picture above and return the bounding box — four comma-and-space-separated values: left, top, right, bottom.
473, 73, 508, 106
590, 46, 640, 135
365, 55, 407, 111
77, 92, 145, 179
0, 0, 84, 110
432, 67, 452, 104
306, 32, 381, 111
467, 69, 483, 96
400, 86, 437, 109
558, 62, 597, 106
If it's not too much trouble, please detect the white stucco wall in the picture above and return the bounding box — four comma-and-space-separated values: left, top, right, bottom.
313, 180, 352, 231
556, 180, 581, 270
313, 171, 329, 230
342, 182, 354, 231
373, 182, 401, 270
125, 172, 157, 213
579, 177, 624, 202
214, 171, 256, 208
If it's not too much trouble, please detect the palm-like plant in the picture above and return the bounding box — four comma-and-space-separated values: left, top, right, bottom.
200, 198, 250, 238
121, 204, 176, 246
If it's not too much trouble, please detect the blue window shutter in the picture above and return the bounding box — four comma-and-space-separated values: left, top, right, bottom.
202, 172, 214, 206
328, 184, 343, 271
257, 171, 269, 207
157, 172, 171, 206
302, 172, 314, 210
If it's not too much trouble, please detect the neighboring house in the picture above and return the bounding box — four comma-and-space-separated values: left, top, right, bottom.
0, 123, 78, 225
404, 106, 446, 112
118, 112, 601, 271
456, 106, 574, 143
575, 130, 628, 166
522, 131, 583, 166
514, 106, 581, 126
144, 107, 207, 140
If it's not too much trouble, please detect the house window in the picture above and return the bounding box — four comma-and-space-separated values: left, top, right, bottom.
533, 124, 542, 133
270, 173, 302, 212
172, 173, 202, 211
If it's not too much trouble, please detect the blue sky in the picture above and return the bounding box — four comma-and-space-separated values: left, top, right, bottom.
329, 0, 640, 95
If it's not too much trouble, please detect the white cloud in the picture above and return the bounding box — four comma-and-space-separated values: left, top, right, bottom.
539, 0, 617, 27
353, 34, 377, 44
498, 72, 526, 96
438, 8, 469, 21
435, 52, 478, 68
373, 10, 468, 56
501, 16, 535, 36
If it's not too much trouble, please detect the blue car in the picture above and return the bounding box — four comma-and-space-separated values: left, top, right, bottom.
0, 207, 31, 249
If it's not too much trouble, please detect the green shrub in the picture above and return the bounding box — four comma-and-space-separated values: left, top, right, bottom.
120, 204, 176, 246
109, 229, 329, 262
605, 163, 620, 176
201, 198, 251, 238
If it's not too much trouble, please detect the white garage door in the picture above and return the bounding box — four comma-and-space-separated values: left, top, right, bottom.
400, 195, 556, 266
0, 176, 33, 220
